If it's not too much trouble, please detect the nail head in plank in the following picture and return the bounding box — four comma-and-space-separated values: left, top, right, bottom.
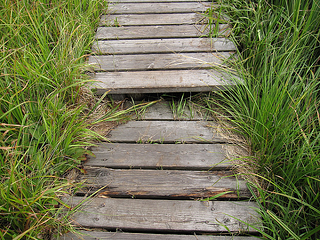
109, 3, 213, 14
88, 52, 232, 71
92, 38, 236, 54
63, 197, 260, 233
90, 69, 237, 95
95, 25, 230, 40
100, 13, 205, 26
105, 121, 225, 143
62, 231, 262, 240
80, 168, 250, 198
86, 143, 229, 170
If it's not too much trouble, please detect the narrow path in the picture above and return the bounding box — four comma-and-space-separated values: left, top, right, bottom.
62, 1, 260, 239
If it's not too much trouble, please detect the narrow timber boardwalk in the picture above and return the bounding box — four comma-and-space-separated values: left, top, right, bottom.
62, 0, 261, 239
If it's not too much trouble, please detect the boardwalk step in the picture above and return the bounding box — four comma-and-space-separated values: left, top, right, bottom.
62, 197, 260, 233
86, 143, 229, 170
134, 100, 214, 121
92, 38, 236, 54
91, 69, 236, 95
100, 13, 206, 26
80, 168, 249, 199
62, 231, 261, 240
106, 120, 225, 143
95, 25, 229, 40
89, 52, 232, 71
108, 2, 214, 14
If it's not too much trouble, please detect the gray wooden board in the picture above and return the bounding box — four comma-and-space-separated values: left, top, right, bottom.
88, 52, 232, 71
92, 38, 236, 54
106, 121, 225, 143
62, 231, 261, 240
79, 168, 250, 198
108, 3, 214, 14
62, 197, 260, 233
95, 25, 230, 40
130, 100, 214, 121
86, 143, 229, 170
90, 69, 237, 94
100, 13, 205, 26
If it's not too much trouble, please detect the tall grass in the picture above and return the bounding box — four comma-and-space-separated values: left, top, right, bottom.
0, 0, 109, 238
207, 0, 320, 238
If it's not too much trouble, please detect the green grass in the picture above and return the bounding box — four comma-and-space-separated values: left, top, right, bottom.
205, 0, 320, 238
0, 0, 150, 238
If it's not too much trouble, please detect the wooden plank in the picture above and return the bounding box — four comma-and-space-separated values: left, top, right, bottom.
100, 13, 205, 26
92, 38, 236, 54
80, 168, 250, 199
88, 52, 232, 71
95, 25, 230, 40
90, 69, 237, 94
63, 197, 260, 233
86, 143, 229, 170
105, 121, 225, 143
62, 231, 262, 240
131, 100, 214, 120
108, 3, 214, 14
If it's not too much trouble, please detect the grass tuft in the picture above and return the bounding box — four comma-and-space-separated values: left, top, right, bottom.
205, 0, 320, 238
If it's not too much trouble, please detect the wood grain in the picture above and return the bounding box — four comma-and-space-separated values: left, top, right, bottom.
92, 38, 236, 54
90, 69, 237, 94
63, 197, 260, 233
100, 13, 205, 26
85, 143, 229, 170
88, 52, 232, 71
105, 121, 225, 143
108, 3, 213, 14
80, 168, 250, 199
95, 25, 230, 39
62, 231, 262, 240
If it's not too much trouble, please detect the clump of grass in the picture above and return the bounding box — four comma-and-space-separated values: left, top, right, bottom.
206, 0, 320, 238
0, 0, 115, 238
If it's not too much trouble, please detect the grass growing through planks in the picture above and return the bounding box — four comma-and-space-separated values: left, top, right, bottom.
205, 0, 320, 238
0, 0, 154, 238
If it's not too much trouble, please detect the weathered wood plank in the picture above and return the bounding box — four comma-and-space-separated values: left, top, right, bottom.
62, 231, 261, 240
95, 25, 229, 40
92, 38, 236, 54
130, 100, 214, 120
86, 143, 229, 170
105, 121, 224, 143
90, 69, 237, 94
100, 13, 205, 26
88, 52, 232, 71
80, 168, 250, 198
63, 197, 260, 233
108, 3, 214, 14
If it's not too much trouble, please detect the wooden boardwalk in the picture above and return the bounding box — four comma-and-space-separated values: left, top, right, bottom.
62, 103, 261, 239
88, 0, 237, 94
61, 1, 260, 239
